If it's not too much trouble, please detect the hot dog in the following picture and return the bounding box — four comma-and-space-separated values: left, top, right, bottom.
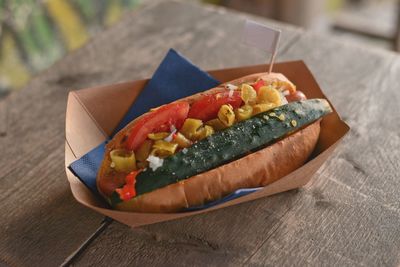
97, 72, 332, 213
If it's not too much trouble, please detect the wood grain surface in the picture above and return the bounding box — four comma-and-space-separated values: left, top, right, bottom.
1, 0, 399, 266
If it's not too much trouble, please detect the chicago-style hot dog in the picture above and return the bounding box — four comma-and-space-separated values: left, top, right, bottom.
97, 72, 332, 213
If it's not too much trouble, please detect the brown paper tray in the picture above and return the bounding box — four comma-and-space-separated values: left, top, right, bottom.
65, 60, 350, 228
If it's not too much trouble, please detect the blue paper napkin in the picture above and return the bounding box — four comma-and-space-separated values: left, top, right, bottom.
69, 49, 261, 210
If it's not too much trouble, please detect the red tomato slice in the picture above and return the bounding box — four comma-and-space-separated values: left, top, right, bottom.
126, 102, 189, 151
253, 79, 265, 93
188, 91, 242, 121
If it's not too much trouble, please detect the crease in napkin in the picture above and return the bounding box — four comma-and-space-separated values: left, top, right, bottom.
69, 48, 261, 211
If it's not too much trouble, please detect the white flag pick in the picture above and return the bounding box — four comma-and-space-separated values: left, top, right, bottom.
243, 20, 281, 73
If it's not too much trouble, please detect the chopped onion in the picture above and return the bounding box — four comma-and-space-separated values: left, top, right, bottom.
164, 126, 177, 142
279, 91, 288, 105
282, 90, 290, 96
226, 83, 238, 97
147, 155, 164, 171
226, 83, 238, 90
164, 134, 174, 142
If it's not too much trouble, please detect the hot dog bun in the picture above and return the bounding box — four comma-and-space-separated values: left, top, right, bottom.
115, 120, 320, 212
97, 73, 320, 213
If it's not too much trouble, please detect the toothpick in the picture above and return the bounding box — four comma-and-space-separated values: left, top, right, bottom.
268, 51, 277, 74
268, 32, 280, 74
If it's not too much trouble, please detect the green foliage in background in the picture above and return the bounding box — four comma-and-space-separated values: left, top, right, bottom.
0, 0, 140, 95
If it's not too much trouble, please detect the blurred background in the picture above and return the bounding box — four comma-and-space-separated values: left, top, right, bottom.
0, 0, 398, 98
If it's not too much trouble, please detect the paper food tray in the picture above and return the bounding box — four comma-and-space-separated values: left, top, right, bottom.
65, 61, 350, 228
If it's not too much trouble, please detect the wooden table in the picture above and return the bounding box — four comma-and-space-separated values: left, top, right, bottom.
1, 1, 399, 266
